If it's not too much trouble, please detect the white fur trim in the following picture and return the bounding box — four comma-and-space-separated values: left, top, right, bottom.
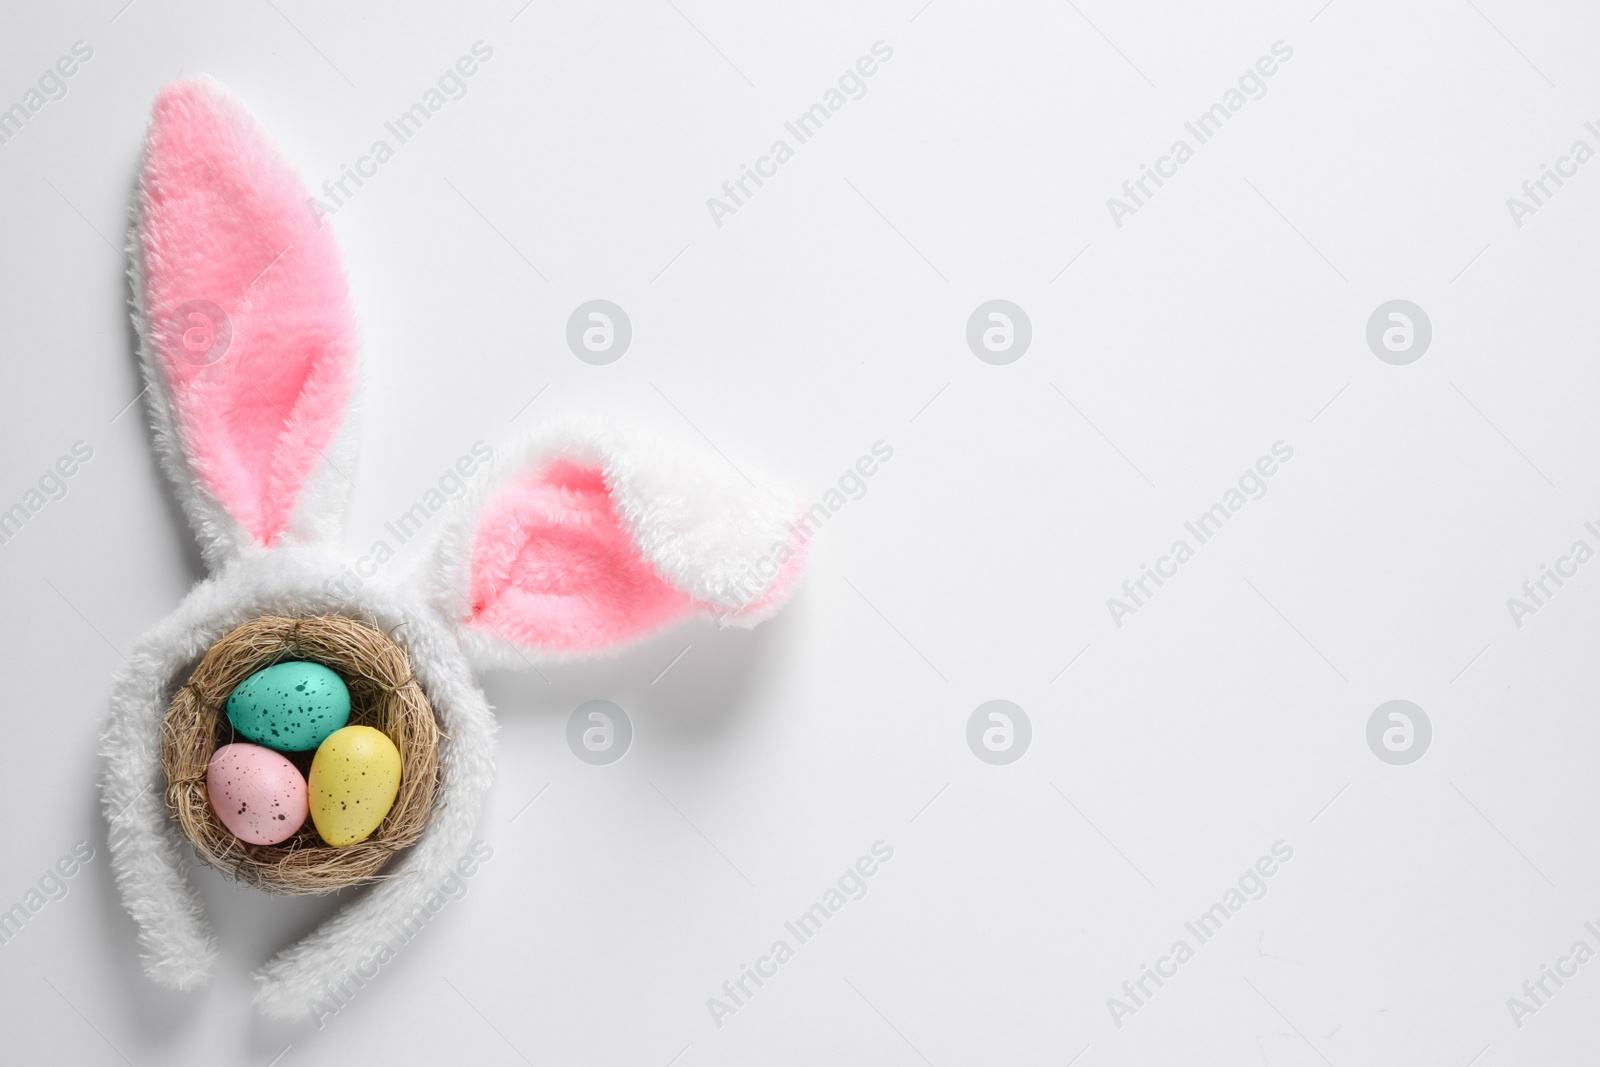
127, 228, 253, 570
115, 80, 803, 1021
282, 373, 362, 550
102, 547, 495, 1017
127, 190, 361, 569
420, 418, 802, 667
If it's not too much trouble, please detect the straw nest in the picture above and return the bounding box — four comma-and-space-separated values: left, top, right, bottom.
160, 614, 441, 895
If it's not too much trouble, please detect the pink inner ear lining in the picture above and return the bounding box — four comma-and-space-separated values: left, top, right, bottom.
466, 460, 699, 652
140, 77, 356, 548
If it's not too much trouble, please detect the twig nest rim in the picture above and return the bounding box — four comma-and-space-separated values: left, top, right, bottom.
159, 613, 441, 895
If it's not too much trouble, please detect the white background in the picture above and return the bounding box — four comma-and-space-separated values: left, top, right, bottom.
2, 0, 1599, 1063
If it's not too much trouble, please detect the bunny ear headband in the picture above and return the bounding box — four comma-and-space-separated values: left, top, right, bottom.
101, 76, 805, 1019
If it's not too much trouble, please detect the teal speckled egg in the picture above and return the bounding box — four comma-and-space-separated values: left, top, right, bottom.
226, 661, 351, 752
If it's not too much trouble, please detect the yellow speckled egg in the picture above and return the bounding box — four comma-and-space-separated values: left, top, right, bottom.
308, 725, 402, 847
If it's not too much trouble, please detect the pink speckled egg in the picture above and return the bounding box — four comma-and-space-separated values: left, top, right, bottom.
206, 743, 308, 845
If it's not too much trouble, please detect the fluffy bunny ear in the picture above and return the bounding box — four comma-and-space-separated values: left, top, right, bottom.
426, 421, 807, 661
132, 76, 358, 568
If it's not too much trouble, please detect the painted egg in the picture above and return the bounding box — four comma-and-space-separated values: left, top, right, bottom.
226, 660, 351, 751
206, 743, 309, 845
308, 726, 402, 847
